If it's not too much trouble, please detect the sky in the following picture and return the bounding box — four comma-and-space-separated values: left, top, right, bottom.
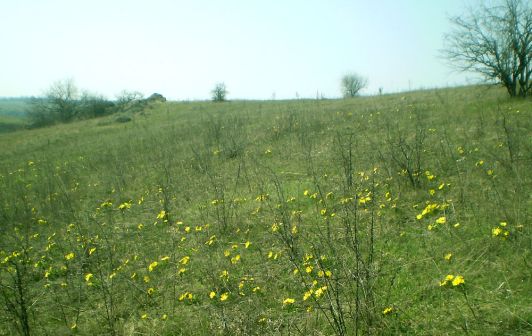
0, 0, 481, 100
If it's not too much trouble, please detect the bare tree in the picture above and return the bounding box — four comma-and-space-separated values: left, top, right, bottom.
443, 0, 531, 97
27, 79, 79, 126
115, 90, 145, 112
46, 78, 79, 122
341, 73, 367, 98
211, 82, 228, 102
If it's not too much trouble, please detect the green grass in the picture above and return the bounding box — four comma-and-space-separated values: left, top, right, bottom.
0, 97, 29, 116
0, 85, 530, 335
0, 115, 25, 133
0, 98, 29, 133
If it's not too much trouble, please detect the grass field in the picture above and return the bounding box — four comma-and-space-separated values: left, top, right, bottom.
0, 85, 530, 335
0, 98, 28, 133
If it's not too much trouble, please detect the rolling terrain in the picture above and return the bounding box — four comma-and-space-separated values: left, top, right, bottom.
0, 86, 530, 335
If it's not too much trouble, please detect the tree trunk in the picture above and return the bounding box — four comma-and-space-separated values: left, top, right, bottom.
506, 82, 517, 97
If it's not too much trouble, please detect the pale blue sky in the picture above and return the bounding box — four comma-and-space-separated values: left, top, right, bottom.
0, 0, 479, 100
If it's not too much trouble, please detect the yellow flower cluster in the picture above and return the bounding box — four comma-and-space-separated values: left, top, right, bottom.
439, 274, 465, 287
492, 222, 510, 239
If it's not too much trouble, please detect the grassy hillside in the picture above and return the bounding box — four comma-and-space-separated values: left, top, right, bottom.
0, 115, 25, 133
0, 98, 29, 133
0, 98, 29, 117
0, 86, 530, 335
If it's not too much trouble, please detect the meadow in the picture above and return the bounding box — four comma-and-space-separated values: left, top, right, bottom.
0, 98, 29, 133
0, 85, 530, 335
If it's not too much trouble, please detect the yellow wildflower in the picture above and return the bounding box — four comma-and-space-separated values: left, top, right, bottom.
220, 292, 229, 301
283, 298, 295, 306
452, 275, 465, 286
118, 201, 132, 210
156, 210, 166, 219
148, 261, 158, 272
178, 292, 193, 301
444, 253, 452, 261
314, 286, 327, 298
440, 274, 454, 286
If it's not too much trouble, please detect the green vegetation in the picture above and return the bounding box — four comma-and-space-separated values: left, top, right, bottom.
0, 115, 25, 133
0, 98, 30, 117
23, 80, 168, 129
0, 98, 29, 133
0, 85, 530, 335
443, 0, 531, 97
211, 83, 228, 102
341, 73, 368, 97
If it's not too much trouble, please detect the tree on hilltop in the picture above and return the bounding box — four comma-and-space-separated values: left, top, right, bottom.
211, 83, 228, 102
443, 0, 531, 97
341, 73, 368, 98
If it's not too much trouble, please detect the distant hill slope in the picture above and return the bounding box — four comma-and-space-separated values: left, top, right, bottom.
0, 97, 30, 117
0, 85, 529, 334
0, 98, 29, 133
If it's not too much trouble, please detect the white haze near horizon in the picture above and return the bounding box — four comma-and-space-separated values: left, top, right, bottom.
0, 0, 480, 100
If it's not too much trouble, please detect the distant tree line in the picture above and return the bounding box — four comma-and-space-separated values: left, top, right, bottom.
27, 79, 166, 128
